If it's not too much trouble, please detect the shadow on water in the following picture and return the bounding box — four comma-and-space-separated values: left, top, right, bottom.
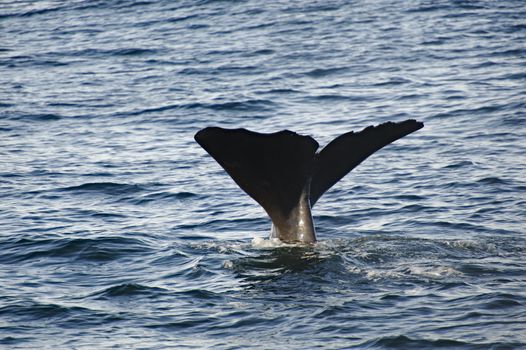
231, 245, 326, 280
223, 241, 360, 296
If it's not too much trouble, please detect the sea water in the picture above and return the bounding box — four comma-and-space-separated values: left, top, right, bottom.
1, 0, 525, 348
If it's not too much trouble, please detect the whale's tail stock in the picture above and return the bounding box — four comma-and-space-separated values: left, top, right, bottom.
195, 120, 424, 243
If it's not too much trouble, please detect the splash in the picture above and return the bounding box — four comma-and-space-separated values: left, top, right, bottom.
250, 236, 290, 249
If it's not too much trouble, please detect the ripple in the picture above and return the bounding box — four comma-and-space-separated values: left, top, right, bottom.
0, 301, 89, 320
90, 283, 167, 299
363, 335, 474, 349
73, 47, 160, 58
443, 160, 475, 169
2, 5, 65, 18
373, 77, 411, 86
200, 99, 276, 111
126, 99, 276, 116
0, 236, 151, 264
131, 191, 199, 205
5, 113, 62, 121
482, 297, 522, 310
1, 0, 525, 348
304, 66, 349, 78
58, 182, 146, 195
476, 176, 509, 185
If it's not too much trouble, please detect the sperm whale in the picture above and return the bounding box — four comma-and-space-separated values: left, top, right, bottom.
194, 120, 423, 243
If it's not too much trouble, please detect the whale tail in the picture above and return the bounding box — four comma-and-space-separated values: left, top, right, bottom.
194, 120, 423, 242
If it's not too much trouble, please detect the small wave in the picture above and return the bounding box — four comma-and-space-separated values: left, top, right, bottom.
90, 283, 166, 299
443, 160, 475, 169
0, 5, 64, 19
214, 64, 261, 74
201, 100, 276, 112
0, 336, 30, 346
399, 204, 431, 212
506, 23, 526, 33
73, 47, 159, 58
0, 300, 124, 329
0, 56, 69, 68
112, 48, 158, 56
429, 103, 509, 119
88, 211, 126, 218
59, 182, 146, 195
0, 302, 63, 319
501, 115, 526, 127
309, 94, 377, 102
491, 48, 526, 58
476, 176, 509, 185
373, 77, 411, 86
175, 289, 222, 300
251, 49, 275, 56
188, 23, 210, 30
457, 263, 503, 276
6, 113, 62, 121
304, 66, 348, 78
501, 72, 526, 80
131, 191, 198, 205
396, 93, 426, 101
259, 88, 301, 94
126, 103, 183, 115
392, 194, 425, 201
364, 335, 472, 348
0, 236, 150, 263
0, 300, 95, 322
166, 13, 199, 23
144, 313, 217, 330
126, 99, 276, 116
483, 297, 522, 310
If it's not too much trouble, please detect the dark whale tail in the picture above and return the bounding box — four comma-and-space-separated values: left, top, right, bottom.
194, 120, 423, 242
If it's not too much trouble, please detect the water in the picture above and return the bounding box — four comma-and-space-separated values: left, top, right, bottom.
1, 0, 525, 348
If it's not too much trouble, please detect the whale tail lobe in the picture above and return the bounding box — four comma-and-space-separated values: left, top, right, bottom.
310, 120, 424, 205
194, 120, 423, 242
194, 127, 319, 226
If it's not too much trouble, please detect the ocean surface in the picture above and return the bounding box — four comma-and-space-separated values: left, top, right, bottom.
1, 0, 525, 348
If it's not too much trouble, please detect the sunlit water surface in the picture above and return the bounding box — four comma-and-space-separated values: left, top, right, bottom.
1, 0, 525, 348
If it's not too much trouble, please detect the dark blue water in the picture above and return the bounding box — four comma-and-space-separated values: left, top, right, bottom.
1, 0, 526, 348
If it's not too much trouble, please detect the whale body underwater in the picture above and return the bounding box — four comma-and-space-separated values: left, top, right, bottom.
195, 120, 424, 243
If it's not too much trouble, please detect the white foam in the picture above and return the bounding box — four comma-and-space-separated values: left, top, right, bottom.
354, 264, 462, 281
365, 269, 403, 280
446, 239, 498, 253
222, 260, 234, 269
251, 236, 291, 249
408, 265, 461, 278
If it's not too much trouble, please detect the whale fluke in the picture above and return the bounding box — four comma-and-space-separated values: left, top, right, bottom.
195, 120, 424, 243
